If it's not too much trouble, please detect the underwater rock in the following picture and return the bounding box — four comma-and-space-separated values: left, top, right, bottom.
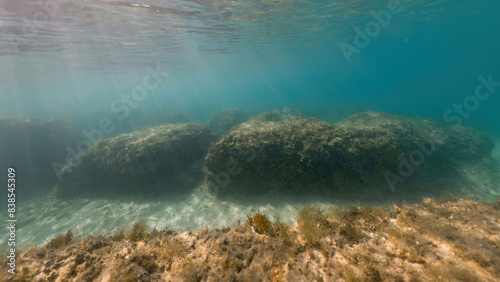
110, 111, 192, 134
337, 112, 494, 162
204, 111, 494, 196
60, 123, 218, 195
208, 108, 246, 135
0, 118, 81, 194
205, 117, 347, 195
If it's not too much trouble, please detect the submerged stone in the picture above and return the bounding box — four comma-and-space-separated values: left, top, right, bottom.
203, 111, 494, 196
337, 112, 494, 162
60, 123, 218, 195
208, 108, 246, 135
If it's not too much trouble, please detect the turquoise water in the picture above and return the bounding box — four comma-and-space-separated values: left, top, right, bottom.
0, 0, 499, 247
2, 0, 499, 127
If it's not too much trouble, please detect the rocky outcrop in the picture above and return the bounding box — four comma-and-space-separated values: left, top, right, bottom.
208, 108, 246, 135
60, 123, 218, 195
204, 111, 494, 196
337, 112, 493, 162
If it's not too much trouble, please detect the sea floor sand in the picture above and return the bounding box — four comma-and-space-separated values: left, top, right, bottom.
2, 197, 499, 281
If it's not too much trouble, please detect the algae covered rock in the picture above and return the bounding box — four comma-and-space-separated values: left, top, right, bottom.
110, 110, 192, 134
203, 116, 395, 196
208, 108, 246, 135
60, 123, 218, 195
0, 118, 81, 195
337, 112, 494, 162
203, 111, 494, 196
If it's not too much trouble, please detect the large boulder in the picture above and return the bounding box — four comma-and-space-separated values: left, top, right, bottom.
208, 108, 246, 135
59, 123, 218, 195
337, 112, 493, 162
203, 111, 494, 196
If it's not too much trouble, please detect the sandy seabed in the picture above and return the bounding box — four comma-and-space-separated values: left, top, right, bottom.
1, 196, 499, 282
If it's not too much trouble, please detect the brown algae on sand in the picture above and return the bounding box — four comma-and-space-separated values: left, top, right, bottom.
2, 196, 499, 281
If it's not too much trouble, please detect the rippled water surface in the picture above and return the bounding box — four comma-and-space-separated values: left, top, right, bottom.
0, 0, 490, 71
